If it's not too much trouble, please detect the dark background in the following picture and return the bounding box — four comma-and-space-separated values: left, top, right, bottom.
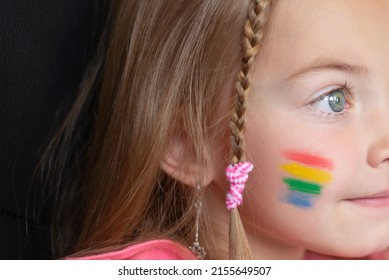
0, 0, 103, 259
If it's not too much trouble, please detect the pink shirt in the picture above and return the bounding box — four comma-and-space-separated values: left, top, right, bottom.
70, 239, 197, 260
70, 239, 388, 260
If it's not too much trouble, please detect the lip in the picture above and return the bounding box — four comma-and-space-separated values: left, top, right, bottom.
345, 190, 389, 208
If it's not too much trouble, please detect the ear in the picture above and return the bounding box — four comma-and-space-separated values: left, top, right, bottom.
160, 136, 215, 187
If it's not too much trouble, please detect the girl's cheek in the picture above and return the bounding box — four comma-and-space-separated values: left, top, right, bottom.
279, 150, 334, 208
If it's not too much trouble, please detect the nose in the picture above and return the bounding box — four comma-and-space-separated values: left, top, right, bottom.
366, 108, 389, 168
368, 137, 389, 167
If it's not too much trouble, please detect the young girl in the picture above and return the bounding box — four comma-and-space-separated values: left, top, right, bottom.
42, 0, 389, 260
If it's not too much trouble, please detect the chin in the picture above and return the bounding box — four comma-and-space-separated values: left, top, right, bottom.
310, 238, 389, 259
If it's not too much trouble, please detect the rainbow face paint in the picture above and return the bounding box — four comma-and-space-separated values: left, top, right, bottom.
280, 150, 333, 208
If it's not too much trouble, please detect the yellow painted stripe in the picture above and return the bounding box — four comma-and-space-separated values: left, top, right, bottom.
281, 163, 332, 184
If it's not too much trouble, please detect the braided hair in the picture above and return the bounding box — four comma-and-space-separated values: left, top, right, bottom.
229, 0, 272, 260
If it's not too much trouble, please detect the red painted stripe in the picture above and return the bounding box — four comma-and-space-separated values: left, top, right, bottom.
282, 150, 333, 170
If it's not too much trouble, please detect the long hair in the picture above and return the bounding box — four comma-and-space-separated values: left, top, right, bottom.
41, 0, 272, 259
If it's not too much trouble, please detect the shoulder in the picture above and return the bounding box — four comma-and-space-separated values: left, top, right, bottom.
69, 239, 197, 260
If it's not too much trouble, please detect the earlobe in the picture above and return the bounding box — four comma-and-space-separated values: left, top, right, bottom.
160, 137, 214, 187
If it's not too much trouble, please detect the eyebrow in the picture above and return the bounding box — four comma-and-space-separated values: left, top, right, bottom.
287, 57, 369, 80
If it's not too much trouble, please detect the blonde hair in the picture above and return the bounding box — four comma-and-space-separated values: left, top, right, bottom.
42, 0, 272, 259
229, 0, 271, 259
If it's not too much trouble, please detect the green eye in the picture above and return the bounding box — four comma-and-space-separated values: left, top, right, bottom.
328, 90, 346, 112
310, 86, 350, 119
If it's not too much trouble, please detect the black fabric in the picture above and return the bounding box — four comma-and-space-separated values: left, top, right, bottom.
0, 0, 102, 259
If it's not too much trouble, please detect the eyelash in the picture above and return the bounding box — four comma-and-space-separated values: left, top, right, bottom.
307, 82, 353, 120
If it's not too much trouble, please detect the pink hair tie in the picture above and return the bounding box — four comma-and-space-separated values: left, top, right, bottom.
225, 161, 254, 210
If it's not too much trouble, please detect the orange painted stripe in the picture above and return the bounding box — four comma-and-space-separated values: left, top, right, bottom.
282, 151, 333, 170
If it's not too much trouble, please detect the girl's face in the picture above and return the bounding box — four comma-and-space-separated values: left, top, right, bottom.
237, 0, 389, 258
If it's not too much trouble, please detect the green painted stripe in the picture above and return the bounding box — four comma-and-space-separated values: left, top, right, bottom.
282, 177, 322, 194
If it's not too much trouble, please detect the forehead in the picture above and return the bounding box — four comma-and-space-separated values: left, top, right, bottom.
258, 0, 389, 79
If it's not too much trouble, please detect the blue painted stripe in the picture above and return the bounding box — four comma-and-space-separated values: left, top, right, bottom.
286, 191, 314, 208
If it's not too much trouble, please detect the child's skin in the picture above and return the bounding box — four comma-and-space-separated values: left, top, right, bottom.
203, 0, 389, 259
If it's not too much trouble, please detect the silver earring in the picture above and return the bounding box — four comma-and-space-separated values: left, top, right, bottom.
189, 185, 206, 259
